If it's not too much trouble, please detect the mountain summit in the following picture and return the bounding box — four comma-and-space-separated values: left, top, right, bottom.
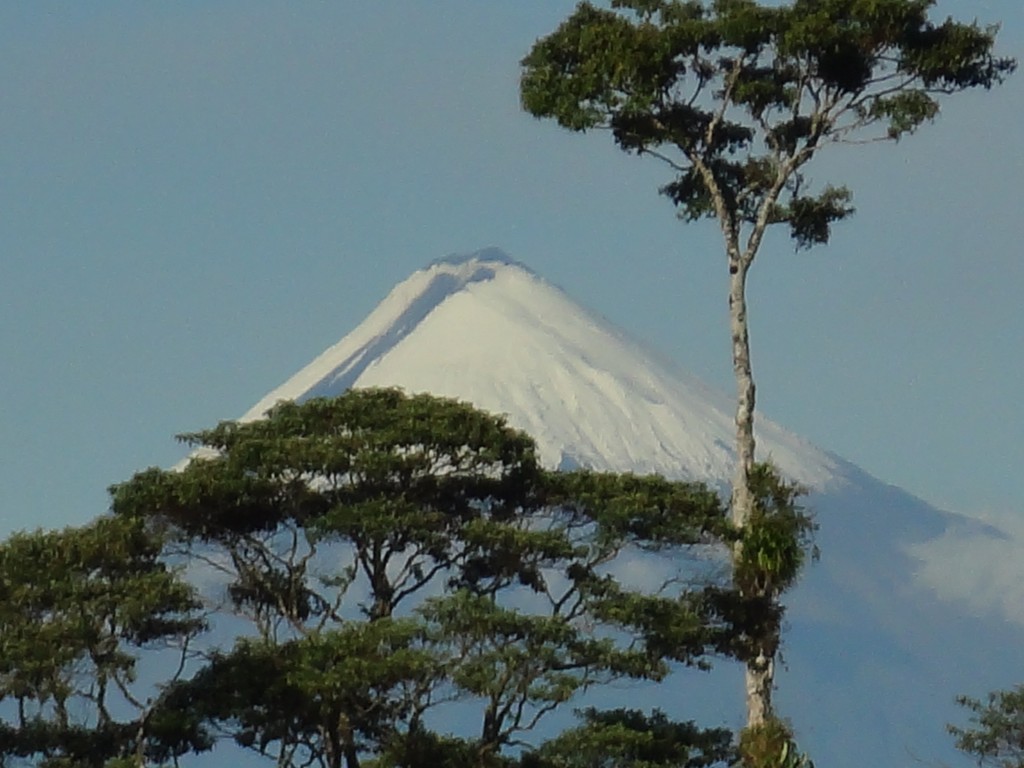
244, 248, 840, 490
234, 248, 1018, 768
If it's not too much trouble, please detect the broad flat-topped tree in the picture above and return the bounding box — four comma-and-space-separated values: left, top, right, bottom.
110, 388, 760, 768
520, 0, 1014, 751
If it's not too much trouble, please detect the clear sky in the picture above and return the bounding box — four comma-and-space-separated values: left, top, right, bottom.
1, 1, 1021, 537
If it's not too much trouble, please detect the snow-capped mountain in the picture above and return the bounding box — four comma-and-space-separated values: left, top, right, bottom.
234, 248, 1020, 768
244, 247, 841, 489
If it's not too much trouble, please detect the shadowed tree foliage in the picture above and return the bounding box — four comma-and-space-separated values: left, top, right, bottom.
109, 388, 781, 768
950, 685, 1024, 768
520, 0, 1014, 740
0, 515, 207, 767
0, 390, 812, 766
525, 708, 735, 768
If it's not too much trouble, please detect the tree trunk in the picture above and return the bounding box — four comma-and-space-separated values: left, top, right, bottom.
745, 649, 774, 729
728, 255, 756, 530
727, 253, 773, 729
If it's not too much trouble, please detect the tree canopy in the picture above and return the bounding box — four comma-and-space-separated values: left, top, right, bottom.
951, 686, 1024, 768
0, 389, 816, 767
0, 515, 206, 767
86, 388, 810, 768
521, 0, 1015, 252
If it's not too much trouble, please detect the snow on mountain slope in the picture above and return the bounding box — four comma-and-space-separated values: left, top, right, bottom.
244, 247, 841, 491
230, 248, 1020, 768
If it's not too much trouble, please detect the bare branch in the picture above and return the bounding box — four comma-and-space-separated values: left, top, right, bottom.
706, 56, 745, 148
639, 145, 690, 174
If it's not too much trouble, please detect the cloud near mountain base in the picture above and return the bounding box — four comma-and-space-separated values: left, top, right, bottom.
908, 508, 1024, 627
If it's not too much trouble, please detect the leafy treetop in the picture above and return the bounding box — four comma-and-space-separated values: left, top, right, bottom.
521, 0, 1015, 253
951, 686, 1024, 768
109, 388, 764, 768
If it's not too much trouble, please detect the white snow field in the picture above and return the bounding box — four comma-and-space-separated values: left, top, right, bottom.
227, 248, 1019, 768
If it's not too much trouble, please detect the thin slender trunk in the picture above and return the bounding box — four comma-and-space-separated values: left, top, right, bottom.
727, 252, 773, 729
693, 147, 789, 734
729, 254, 756, 530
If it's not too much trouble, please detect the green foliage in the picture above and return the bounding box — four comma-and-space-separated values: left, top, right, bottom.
0, 516, 206, 767
521, 0, 1014, 250
767, 186, 854, 251
106, 389, 744, 767
161, 621, 436, 765
692, 464, 816, 667
733, 464, 816, 597
529, 708, 735, 768
0, 391, 817, 767
950, 685, 1024, 768
0, 390, 822, 766
739, 717, 813, 768
422, 590, 662, 752
545, 470, 728, 549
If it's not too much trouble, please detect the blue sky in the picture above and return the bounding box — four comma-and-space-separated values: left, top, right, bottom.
1, 1, 1021, 537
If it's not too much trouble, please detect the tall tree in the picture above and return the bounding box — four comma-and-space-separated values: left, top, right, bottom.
520, 0, 1014, 740
111, 388, 752, 768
